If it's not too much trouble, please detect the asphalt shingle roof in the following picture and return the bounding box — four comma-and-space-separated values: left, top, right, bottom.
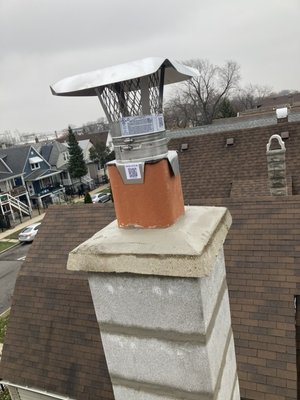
25, 168, 60, 181
39, 144, 53, 163
57, 131, 108, 147
2, 116, 300, 400
169, 120, 300, 201
2, 198, 299, 399
190, 196, 300, 400
167, 111, 300, 139
0, 158, 18, 181
0, 204, 116, 400
0, 146, 31, 174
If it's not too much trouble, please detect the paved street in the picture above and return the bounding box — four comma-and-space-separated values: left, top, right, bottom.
0, 243, 31, 314
0, 187, 108, 315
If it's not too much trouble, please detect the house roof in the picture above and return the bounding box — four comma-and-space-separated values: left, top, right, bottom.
39, 141, 68, 167
0, 204, 116, 400
1, 197, 299, 399
0, 172, 21, 182
39, 144, 53, 163
0, 159, 12, 174
0, 146, 31, 174
77, 139, 91, 150
0, 158, 19, 182
2, 116, 300, 399
257, 92, 300, 108
167, 110, 300, 139
169, 119, 300, 201
77, 131, 108, 147
189, 195, 300, 399
0, 145, 52, 178
25, 168, 61, 181
60, 139, 90, 152
56, 131, 109, 148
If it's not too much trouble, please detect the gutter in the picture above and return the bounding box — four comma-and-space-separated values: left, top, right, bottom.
0, 308, 10, 318
0, 381, 76, 400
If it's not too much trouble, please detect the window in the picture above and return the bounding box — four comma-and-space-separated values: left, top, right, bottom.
29, 156, 43, 170
31, 163, 40, 170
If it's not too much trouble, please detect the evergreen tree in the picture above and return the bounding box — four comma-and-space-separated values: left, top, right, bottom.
217, 98, 236, 119
89, 142, 115, 173
84, 192, 93, 203
67, 126, 87, 181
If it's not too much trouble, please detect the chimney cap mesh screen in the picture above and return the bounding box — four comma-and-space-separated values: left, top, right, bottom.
99, 72, 161, 123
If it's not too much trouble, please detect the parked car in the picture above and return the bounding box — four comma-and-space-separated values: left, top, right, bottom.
98, 193, 111, 203
91, 192, 111, 203
18, 223, 41, 243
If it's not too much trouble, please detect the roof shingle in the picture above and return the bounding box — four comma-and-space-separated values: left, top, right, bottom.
169, 120, 300, 201
0, 204, 116, 400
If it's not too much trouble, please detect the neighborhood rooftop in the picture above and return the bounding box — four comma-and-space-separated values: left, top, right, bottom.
0, 204, 116, 400
1, 112, 300, 399
167, 109, 300, 139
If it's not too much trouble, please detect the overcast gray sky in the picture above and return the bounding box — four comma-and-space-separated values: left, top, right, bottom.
0, 0, 299, 134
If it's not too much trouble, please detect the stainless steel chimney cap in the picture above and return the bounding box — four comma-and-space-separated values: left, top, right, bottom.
50, 57, 198, 97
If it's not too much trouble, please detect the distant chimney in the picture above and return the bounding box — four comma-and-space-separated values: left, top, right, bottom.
35, 136, 39, 143
276, 107, 288, 123
266, 134, 288, 196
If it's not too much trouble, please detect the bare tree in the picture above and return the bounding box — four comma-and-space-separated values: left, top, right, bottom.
0, 130, 17, 146
82, 118, 109, 134
164, 92, 199, 129
178, 59, 240, 125
235, 84, 272, 110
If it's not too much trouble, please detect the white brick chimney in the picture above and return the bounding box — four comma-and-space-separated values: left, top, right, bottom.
266, 134, 288, 196
68, 206, 240, 400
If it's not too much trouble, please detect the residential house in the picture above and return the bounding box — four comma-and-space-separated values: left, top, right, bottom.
77, 139, 98, 186
75, 131, 112, 182
75, 131, 111, 151
58, 131, 111, 184
57, 130, 109, 149
2, 111, 300, 399
40, 137, 106, 194
0, 151, 31, 223
37, 141, 72, 192
0, 145, 64, 211
57, 138, 97, 190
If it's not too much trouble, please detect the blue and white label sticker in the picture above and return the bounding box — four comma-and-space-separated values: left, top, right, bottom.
120, 114, 165, 136
124, 163, 142, 180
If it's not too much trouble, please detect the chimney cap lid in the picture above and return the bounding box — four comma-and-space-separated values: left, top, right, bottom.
51, 57, 199, 97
